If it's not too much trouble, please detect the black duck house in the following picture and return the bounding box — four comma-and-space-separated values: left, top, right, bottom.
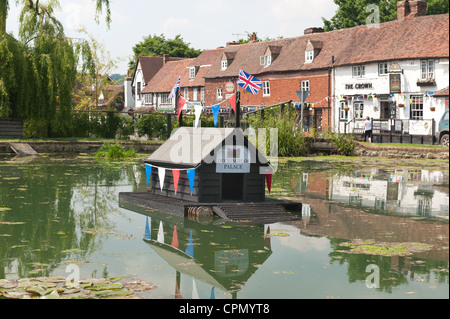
145, 127, 272, 203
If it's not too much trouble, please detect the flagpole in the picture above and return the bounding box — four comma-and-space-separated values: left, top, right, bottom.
176, 88, 182, 128
236, 72, 241, 129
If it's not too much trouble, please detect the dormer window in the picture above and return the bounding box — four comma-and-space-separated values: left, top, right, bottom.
305, 39, 322, 64
260, 55, 272, 67
221, 60, 228, 71
189, 67, 196, 80
305, 50, 314, 63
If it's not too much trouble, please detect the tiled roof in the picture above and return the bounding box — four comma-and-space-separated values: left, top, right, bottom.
434, 86, 449, 97
204, 13, 449, 79
141, 49, 224, 93
135, 56, 184, 84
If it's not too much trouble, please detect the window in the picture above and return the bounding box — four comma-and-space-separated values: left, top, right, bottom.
410, 95, 424, 120
144, 93, 153, 105
379, 63, 388, 75
184, 88, 189, 100
305, 50, 314, 63
217, 88, 223, 100
353, 65, 365, 78
201, 88, 205, 103
221, 60, 228, 71
189, 67, 196, 80
354, 102, 364, 119
263, 81, 270, 97
137, 82, 142, 99
340, 101, 349, 120
421, 60, 435, 80
260, 55, 272, 67
301, 80, 310, 92
193, 88, 198, 102
160, 93, 171, 105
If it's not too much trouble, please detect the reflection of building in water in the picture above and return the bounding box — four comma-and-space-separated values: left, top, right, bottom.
293, 169, 448, 219
120, 202, 272, 299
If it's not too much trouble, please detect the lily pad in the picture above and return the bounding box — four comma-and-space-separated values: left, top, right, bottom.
339, 240, 433, 257
123, 280, 156, 292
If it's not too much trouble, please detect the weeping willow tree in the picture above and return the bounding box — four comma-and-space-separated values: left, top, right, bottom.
0, 0, 111, 137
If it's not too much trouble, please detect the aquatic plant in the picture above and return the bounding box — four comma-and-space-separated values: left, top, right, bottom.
94, 143, 137, 160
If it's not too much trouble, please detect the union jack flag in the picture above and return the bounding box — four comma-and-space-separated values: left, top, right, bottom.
169, 76, 181, 99
238, 70, 262, 95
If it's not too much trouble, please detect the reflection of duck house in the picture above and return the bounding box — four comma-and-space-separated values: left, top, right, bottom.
120, 127, 301, 224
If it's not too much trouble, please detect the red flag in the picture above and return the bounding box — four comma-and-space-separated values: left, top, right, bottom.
229, 93, 236, 112
171, 225, 179, 249
178, 96, 186, 119
173, 170, 180, 195
266, 174, 273, 194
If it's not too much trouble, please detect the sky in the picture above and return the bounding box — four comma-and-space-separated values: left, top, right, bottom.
6, 0, 338, 75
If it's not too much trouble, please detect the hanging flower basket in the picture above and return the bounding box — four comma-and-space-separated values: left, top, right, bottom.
417, 79, 436, 87
430, 106, 436, 112
344, 107, 350, 111
398, 104, 405, 108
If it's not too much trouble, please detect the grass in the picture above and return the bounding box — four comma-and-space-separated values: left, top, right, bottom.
0, 137, 164, 144
358, 141, 448, 150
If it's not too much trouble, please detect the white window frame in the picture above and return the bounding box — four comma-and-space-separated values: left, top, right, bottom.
305, 50, 314, 63
354, 102, 364, 119
144, 93, 153, 105
160, 93, 171, 105
421, 60, 435, 80
260, 55, 272, 68
184, 88, 189, 100
301, 80, 310, 92
340, 101, 349, 120
217, 88, 223, 100
193, 88, 198, 102
263, 81, 270, 97
352, 65, 365, 78
410, 95, 424, 120
221, 60, 228, 71
379, 63, 388, 75
200, 88, 205, 103
189, 67, 196, 80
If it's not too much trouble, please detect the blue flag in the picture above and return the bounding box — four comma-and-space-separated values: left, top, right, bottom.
187, 169, 196, 195
145, 164, 152, 188
211, 104, 220, 127
144, 217, 151, 240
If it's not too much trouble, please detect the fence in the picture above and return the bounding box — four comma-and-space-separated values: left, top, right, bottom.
343, 118, 436, 145
0, 118, 23, 138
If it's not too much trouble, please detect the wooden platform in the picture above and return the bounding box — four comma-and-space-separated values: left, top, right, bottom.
9, 143, 38, 156
119, 192, 301, 225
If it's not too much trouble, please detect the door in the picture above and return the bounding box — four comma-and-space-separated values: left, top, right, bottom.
314, 109, 323, 132
381, 101, 396, 119
222, 174, 244, 201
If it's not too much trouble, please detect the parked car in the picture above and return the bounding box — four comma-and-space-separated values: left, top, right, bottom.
436, 110, 449, 146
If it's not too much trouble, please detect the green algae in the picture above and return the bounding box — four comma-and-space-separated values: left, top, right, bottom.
339, 239, 433, 257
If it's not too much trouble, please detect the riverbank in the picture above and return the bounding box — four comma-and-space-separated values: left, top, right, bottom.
0, 139, 448, 160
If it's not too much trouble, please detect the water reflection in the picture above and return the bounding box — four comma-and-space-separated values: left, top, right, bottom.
0, 155, 448, 299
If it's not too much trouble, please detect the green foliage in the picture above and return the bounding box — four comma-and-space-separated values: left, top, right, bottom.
322, 0, 449, 31
247, 105, 312, 157
129, 34, 203, 73
329, 132, 357, 156
94, 143, 137, 160
135, 114, 168, 140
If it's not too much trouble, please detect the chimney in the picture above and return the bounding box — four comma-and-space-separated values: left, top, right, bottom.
304, 27, 324, 35
124, 69, 135, 110
163, 54, 170, 65
397, 1, 427, 20
250, 33, 257, 42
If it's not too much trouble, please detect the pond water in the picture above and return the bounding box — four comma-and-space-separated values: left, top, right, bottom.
0, 154, 448, 299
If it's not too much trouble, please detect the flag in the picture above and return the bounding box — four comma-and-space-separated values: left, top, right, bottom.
194, 105, 203, 128
238, 69, 262, 95
211, 104, 220, 127
169, 76, 181, 99
178, 95, 187, 119
187, 169, 196, 196
158, 167, 166, 192
266, 173, 273, 194
173, 170, 180, 195
229, 93, 236, 112
145, 164, 152, 188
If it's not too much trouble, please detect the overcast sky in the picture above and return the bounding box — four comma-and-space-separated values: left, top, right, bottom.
6, 0, 338, 74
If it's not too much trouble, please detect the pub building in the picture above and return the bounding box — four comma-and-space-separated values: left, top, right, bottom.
332, 1, 449, 139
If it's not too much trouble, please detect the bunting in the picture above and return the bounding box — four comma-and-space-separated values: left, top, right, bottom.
187, 169, 196, 196
158, 167, 166, 192
157, 221, 164, 243
211, 104, 220, 127
144, 217, 151, 240
229, 92, 237, 112
172, 170, 180, 195
171, 226, 179, 249
266, 173, 273, 194
145, 164, 152, 188
186, 230, 194, 257
194, 104, 203, 128
178, 95, 187, 119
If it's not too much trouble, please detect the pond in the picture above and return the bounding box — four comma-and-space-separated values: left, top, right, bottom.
0, 154, 448, 299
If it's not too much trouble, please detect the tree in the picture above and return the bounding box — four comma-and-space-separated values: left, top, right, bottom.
0, 0, 112, 137
128, 34, 203, 73
322, 0, 449, 31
